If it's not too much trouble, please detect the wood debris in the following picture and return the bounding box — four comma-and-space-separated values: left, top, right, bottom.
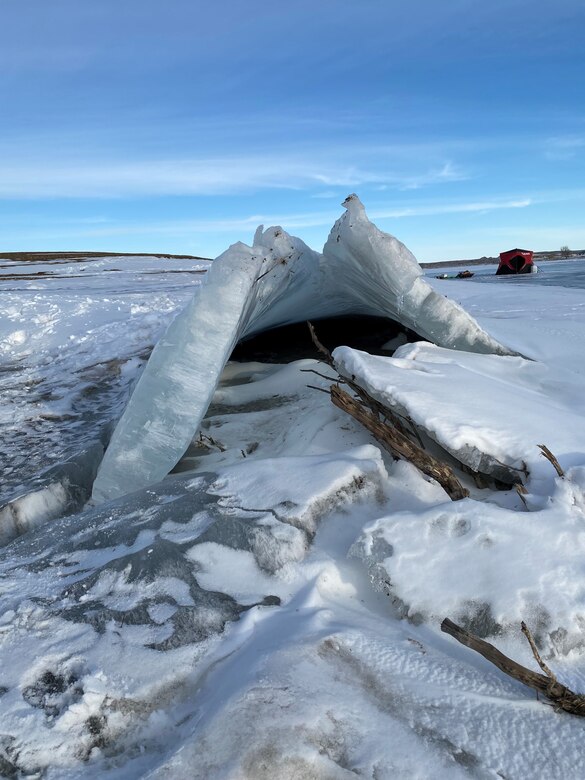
441, 618, 585, 717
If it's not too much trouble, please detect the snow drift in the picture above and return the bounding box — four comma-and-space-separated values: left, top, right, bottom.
92, 196, 514, 503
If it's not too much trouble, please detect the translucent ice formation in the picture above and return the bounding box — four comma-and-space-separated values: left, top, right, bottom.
92, 195, 514, 503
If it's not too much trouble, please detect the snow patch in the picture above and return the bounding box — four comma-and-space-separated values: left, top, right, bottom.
351, 467, 585, 652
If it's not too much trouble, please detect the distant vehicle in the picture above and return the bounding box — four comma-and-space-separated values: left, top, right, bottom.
496, 249, 535, 275
436, 270, 474, 280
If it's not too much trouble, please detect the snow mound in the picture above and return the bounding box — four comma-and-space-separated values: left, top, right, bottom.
351, 466, 585, 653
92, 196, 514, 503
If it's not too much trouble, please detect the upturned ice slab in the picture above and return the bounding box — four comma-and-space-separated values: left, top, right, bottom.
93, 196, 514, 503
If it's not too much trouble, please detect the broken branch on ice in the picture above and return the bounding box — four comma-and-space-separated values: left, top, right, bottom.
306, 321, 546, 499
331, 385, 468, 501
538, 444, 565, 478
307, 321, 420, 439
307, 321, 468, 500
521, 621, 557, 683
441, 618, 585, 716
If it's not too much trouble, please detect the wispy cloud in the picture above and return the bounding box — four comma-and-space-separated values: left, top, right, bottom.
544, 136, 585, 161
0, 148, 470, 200
15, 197, 534, 245
371, 198, 532, 219
394, 161, 469, 190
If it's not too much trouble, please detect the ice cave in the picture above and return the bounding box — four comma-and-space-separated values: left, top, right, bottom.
92, 195, 515, 503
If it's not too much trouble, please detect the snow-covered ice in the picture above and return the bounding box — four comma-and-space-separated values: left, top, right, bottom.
334, 341, 585, 485
2, 207, 585, 778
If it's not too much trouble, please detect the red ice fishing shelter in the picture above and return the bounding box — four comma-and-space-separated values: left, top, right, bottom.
496, 248, 534, 275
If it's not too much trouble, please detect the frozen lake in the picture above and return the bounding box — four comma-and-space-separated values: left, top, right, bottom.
3, 220, 585, 777
428, 257, 585, 289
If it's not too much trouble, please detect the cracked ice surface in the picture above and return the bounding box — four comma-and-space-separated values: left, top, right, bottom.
0, 432, 384, 774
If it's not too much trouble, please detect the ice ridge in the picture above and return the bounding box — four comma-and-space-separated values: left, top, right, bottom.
92, 195, 514, 503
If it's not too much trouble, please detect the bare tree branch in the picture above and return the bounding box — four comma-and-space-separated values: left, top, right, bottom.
538, 445, 564, 478
331, 385, 468, 501
441, 618, 585, 716
521, 621, 557, 683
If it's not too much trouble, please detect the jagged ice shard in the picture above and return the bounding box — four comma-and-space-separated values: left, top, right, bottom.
92, 195, 514, 503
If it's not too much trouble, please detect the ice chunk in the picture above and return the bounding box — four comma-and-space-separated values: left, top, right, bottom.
322, 195, 515, 354
91, 242, 267, 503
93, 196, 514, 503
0, 481, 69, 545
333, 341, 585, 485
92, 234, 329, 503
0, 441, 104, 546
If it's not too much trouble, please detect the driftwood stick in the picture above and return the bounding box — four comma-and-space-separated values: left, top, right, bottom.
331, 385, 468, 501
538, 445, 564, 478
305, 384, 331, 395
306, 321, 467, 500
198, 433, 226, 452
515, 483, 528, 509
521, 621, 557, 683
300, 368, 342, 383
307, 321, 334, 364
441, 618, 585, 716
307, 321, 414, 438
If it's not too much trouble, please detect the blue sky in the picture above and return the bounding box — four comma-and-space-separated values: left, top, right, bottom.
1, 0, 584, 261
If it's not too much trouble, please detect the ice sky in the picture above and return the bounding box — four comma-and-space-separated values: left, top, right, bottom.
1, 0, 585, 260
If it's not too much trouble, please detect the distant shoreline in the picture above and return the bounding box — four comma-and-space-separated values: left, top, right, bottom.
2, 249, 585, 269
0, 251, 211, 263
421, 251, 585, 269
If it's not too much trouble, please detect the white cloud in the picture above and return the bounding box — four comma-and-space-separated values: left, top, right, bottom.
0, 149, 469, 200
371, 198, 532, 219
544, 136, 585, 161
14, 198, 534, 246
397, 161, 469, 190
